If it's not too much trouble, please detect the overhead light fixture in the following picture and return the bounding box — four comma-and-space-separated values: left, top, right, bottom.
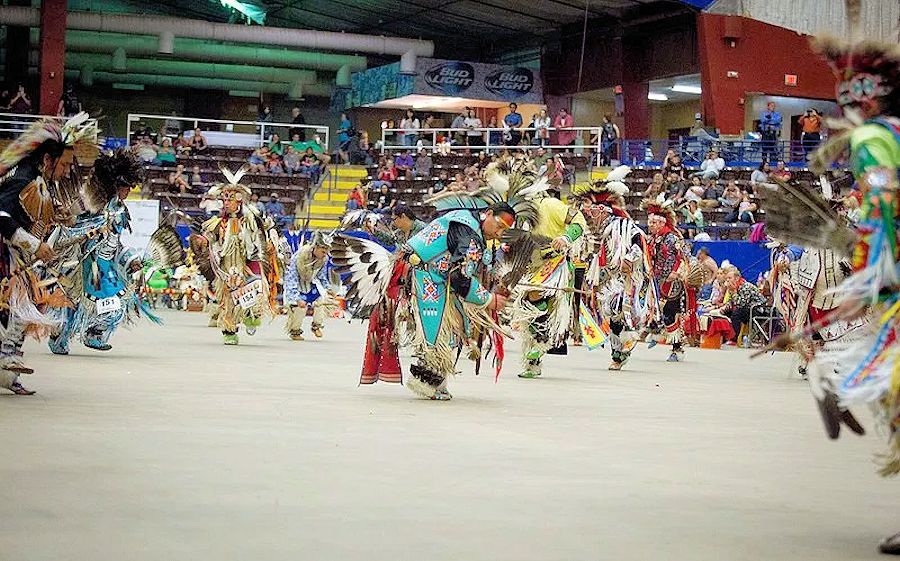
671, 84, 702, 94
648, 92, 669, 101
215, 0, 267, 25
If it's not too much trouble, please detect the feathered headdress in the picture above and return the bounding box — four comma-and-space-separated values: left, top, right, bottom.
207, 165, 253, 200
426, 160, 548, 229
641, 193, 678, 229
571, 165, 631, 217
83, 148, 143, 212
309, 230, 332, 248
0, 112, 98, 177
807, 0, 900, 173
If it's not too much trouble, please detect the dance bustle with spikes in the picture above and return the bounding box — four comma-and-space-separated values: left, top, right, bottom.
146, 224, 185, 269
758, 178, 857, 255
188, 233, 215, 283
330, 233, 394, 316
83, 149, 144, 213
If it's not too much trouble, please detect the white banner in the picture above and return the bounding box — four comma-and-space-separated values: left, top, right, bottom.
121, 199, 160, 254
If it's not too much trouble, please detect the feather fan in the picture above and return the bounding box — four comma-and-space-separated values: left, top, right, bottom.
330, 233, 394, 315
759, 178, 857, 255
146, 224, 185, 268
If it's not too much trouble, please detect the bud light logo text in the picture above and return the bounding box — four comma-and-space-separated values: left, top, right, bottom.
484, 67, 534, 100
424, 62, 475, 95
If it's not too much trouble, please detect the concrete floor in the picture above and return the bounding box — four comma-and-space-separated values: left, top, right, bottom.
1, 310, 897, 561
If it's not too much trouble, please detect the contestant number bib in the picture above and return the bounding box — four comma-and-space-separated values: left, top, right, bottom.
231, 279, 262, 310
96, 296, 122, 314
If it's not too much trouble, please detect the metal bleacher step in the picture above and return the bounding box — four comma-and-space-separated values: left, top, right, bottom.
308, 205, 344, 216
312, 191, 347, 202
307, 217, 341, 229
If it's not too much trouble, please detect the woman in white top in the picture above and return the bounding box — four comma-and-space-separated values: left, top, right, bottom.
463, 109, 483, 148
400, 109, 420, 147
532, 108, 551, 147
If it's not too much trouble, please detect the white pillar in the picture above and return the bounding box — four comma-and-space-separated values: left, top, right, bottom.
400, 49, 416, 74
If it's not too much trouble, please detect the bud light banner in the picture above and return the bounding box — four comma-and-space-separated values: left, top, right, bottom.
415, 58, 543, 104
423, 61, 476, 95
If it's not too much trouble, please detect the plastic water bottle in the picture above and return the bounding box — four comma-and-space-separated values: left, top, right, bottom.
742, 335, 750, 348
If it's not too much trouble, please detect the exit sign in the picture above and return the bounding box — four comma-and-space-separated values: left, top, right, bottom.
785, 74, 798, 86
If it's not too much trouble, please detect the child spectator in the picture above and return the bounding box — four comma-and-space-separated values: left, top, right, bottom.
414, 149, 433, 178
346, 184, 366, 210
190, 165, 207, 189
300, 148, 321, 184
168, 164, 191, 194
738, 193, 757, 223
174, 131, 192, 155
283, 145, 302, 175
429, 170, 449, 196
248, 146, 270, 173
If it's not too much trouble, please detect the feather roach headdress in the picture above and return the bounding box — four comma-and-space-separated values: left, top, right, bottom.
0, 112, 98, 177
641, 193, 678, 229
83, 148, 143, 212
571, 165, 631, 218
207, 166, 253, 200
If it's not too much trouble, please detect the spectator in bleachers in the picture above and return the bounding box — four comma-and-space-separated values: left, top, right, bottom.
504, 103, 523, 146
168, 164, 191, 194
134, 138, 159, 165
190, 128, 209, 153
300, 148, 321, 184
750, 161, 770, 192
346, 184, 366, 211
680, 176, 706, 205
448, 172, 466, 192
554, 108, 576, 149
758, 101, 782, 163
267, 153, 285, 174
190, 165, 207, 189
266, 193, 286, 222
283, 145, 302, 175
701, 178, 723, 208
289, 107, 306, 141
533, 147, 552, 170
643, 173, 666, 198
464, 108, 483, 148
681, 199, 704, 238
418, 114, 436, 147
267, 133, 284, 156
371, 158, 398, 190
464, 169, 481, 192
770, 160, 791, 182
163, 111, 181, 136
691, 149, 725, 180
429, 170, 449, 196
174, 131, 191, 155
400, 109, 420, 147
57, 83, 82, 117
665, 171, 686, 200
157, 137, 177, 166
533, 108, 551, 147
414, 149, 433, 178
719, 181, 744, 215
450, 110, 467, 145
258, 105, 273, 124
599, 115, 619, 166
486, 115, 502, 147
200, 192, 223, 216
8, 83, 32, 114
373, 184, 394, 212
798, 108, 822, 159
248, 146, 270, 173
394, 150, 414, 180
664, 152, 685, 180
337, 112, 353, 164
737, 193, 757, 223
250, 192, 265, 214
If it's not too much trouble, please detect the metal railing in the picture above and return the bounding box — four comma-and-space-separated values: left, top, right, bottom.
380, 127, 826, 168
0, 111, 99, 139
126, 113, 330, 150
381, 126, 603, 154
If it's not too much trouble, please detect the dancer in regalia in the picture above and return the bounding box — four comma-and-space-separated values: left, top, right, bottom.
332, 166, 543, 400
643, 196, 690, 363
48, 149, 158, 355
202, 167, 271, 345
758, 1, 900, 552
284, 231, 338, 340
512, 172, 587, 379
0, 113, 97, 394
574, 166, 659, 370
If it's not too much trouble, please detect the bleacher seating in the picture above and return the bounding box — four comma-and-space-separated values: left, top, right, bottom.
139, 145, 311, 218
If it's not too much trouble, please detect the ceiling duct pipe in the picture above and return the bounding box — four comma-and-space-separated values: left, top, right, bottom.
62, 31, 367, 72
158, 31, 174, 55
335, 64, 352, 88
2, 7, 433, 57
62, 69, 332, 97
65, 52, 318, 84
111, 47, 126, 70
400, 50, 417, 75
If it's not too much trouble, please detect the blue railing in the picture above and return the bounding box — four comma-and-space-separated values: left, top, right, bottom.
612, 137, 823, 168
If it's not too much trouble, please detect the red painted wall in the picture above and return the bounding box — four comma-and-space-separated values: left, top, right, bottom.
38, 0, 67, 115
697, 13, 836, 134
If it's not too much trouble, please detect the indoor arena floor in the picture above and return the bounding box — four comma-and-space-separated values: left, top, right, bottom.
1, 310, 896, 561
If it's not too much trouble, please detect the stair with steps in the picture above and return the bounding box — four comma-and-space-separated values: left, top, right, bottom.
302, 165, 368, 230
